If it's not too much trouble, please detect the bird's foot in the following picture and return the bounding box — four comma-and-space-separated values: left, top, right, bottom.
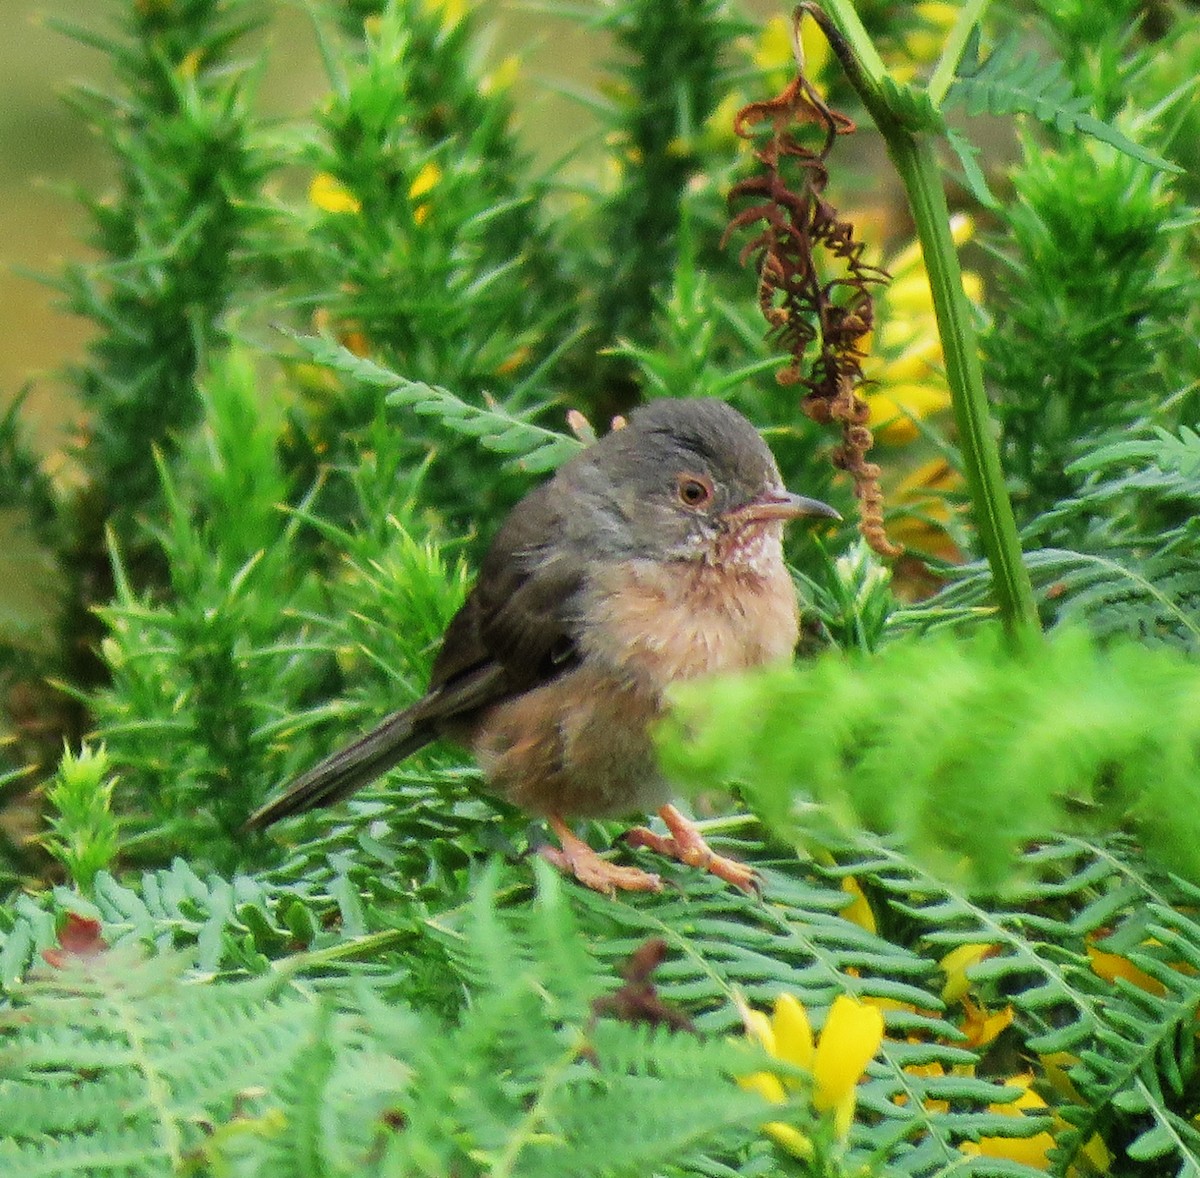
543, 815, 663, 896
624, 804, 760, 895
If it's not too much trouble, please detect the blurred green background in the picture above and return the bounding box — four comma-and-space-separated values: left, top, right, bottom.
2, 0, 109, 451
0, 1, 605, 454
1, 2, 324, 451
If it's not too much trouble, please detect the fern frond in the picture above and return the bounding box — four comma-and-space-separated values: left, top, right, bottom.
1071, 426, 1200, 482
1026, 548, 1200, 646
838, 833, 1200, 1176
930, 425, 1200, 646
0, 951, 311, 1176
659, 629, 1200, 886
948, 30, 1179, 174
289, 332, 582, 473
1054, 899, 1200, 1176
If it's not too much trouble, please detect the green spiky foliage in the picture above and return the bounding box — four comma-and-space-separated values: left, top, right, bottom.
0, 0, 269, 783
906, 0, 1200, 646
40, 745, 121, 895
584, 0, 744, 389
49, 0, 267, 512
934, 427, 1200, 646
981, 140, 1196, 526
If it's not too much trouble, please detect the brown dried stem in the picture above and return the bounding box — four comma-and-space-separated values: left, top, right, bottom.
723, 32, 901, 558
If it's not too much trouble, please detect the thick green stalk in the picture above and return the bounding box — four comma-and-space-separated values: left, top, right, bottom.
807, 1, 1041, 642
887, 134, 1040, 641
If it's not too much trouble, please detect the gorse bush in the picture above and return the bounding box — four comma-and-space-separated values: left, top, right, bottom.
2, 1, 1200, 1174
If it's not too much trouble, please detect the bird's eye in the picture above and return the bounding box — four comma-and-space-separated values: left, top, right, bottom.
676, 475, 714, 508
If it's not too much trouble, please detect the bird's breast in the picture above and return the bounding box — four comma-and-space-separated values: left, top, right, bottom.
580, 546, 799, 687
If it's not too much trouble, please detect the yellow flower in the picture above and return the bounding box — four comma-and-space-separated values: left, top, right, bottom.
309, 173, 361, 215
891, 1, 961, 83
407, 161, 443, 225
1087, 942, 1168, 996
420, 0, 465, 31
861, 213, 979, 445
1039, 1052, 1112, 1172
755, 12, 829, 89
840, 876, 877, 934
408, 161, 443, 201
939, 942, 998, 1003
740, 992, 885, 1157
960, 995, 1014, 1050
480, 54, 519, 96
886, 457, 963, 563
959, 1074, 1055, 1168
895, 1058, 950, 1114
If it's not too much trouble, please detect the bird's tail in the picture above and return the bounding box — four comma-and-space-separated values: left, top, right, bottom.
245, 706, 434, 830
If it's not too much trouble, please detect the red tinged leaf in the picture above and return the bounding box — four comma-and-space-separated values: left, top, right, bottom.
41, 914, 108, 968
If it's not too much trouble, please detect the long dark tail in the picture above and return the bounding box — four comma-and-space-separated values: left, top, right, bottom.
245, 706, 435, 830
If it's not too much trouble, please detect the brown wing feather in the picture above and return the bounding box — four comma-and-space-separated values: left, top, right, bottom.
431, 480, 584, 700
247, 478, 586, 828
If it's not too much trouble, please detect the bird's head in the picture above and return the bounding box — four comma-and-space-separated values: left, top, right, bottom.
562, 399, 840, 570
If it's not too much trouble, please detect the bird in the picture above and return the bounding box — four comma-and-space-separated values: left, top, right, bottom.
246, 398, 839, 894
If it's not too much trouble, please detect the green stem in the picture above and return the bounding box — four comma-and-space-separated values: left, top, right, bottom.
802, 2, 1041, 643
888, 134, 1039, 640
928, 0, 992, 105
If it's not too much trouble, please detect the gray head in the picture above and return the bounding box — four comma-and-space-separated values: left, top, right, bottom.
557, 398, 838, 564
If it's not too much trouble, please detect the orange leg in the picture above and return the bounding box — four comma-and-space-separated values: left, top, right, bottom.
624, 804, 760, 894
540, 814, 663, 895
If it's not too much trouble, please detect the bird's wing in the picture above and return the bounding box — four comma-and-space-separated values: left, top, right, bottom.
427, 480, 584, 707
245, 481, 584, 831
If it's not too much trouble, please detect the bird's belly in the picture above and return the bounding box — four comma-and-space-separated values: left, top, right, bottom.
470, 555, 798, 820
471, 664, 670, 819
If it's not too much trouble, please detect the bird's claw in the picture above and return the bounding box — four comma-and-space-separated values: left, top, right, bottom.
542, 816, 663, 895
624, 805, 761, 895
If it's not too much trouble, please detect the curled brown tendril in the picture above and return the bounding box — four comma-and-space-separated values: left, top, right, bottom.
722, 11, 902, 558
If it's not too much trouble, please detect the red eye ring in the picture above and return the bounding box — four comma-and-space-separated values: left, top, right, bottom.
677, 474, 714, 508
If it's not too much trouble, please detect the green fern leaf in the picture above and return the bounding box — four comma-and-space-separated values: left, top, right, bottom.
288, 332, 582, 473
947, 31, 1181, 174
0, 950, 311, 1176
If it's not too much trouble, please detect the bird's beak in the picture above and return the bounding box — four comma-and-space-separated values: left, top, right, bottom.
725, 489, 842, 526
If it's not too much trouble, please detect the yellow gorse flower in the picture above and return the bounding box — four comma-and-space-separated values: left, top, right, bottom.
861, 213, 979, 445
959, 1074, 1055, 1168
892, 1, 961, 82
408, 162, 443, 201
480, 54, 519, 96
408, 162, 443, 226
939, 941, 997, 1003
755, 12, 830, 90
420, 0, 466, 32
741, 992, 885, 1157
309, 173, 362, 215
840, 876, 877, 934
960, 995, 1014, 1050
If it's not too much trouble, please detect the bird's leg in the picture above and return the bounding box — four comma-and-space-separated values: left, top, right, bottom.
624, 804, 760, 894
540, 814, 663, 895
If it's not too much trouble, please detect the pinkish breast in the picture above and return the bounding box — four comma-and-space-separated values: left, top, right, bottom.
580, 540, 800, 688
